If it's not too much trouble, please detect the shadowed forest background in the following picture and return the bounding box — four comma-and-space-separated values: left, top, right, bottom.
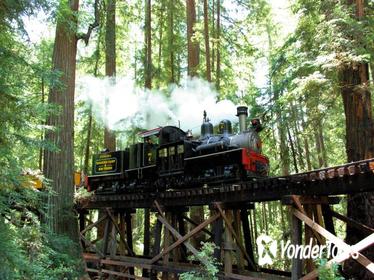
1, 0, 374, 279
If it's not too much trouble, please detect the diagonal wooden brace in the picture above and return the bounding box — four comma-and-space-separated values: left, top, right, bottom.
156, 215, 211, 267
153, 200, 211, 267
81, 213, 108, 235
330, 209, 374, 235
293, 209, 374, 280
214, 203, 257, 270
105, 208, 135, 256
290, 195, 325, 245
80, 233, 105, 258
150, 212, 220, 264
301, 233, 374, 280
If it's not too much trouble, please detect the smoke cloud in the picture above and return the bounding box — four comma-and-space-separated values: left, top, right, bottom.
76, 76, 238, 134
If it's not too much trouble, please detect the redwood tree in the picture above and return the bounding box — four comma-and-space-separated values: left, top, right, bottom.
187, 0, 199, 77
203, 0, 211, 82
104, 0, 116, 150
144, 0, 152, 88
44, 0, 98, 241
342, 1, 374, 278
143, 0, 152, 268
186, 0, 204, 248
43, 0, 80, 241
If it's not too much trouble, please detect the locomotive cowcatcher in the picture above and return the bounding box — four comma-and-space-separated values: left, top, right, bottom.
87, 106, 269, 194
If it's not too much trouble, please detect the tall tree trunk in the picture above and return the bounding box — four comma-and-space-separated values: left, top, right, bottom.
168, 0, 175, 83
186, 0, 204, 248
318, 124, 327, 166
292, 123, 305, 171
278, 120, 290, 175
143, 0, 152, 263
302, 124, 312, 171
157, 2, 163, 87
267, 20, 290, 176
167, 0, 175, 83
215, 0, 220, 89
84, 27, 101, 175
203, 0, 211, 82
104, 0, 116, 151
291, 105, 305, 171
187, 0, 199, 77
211, 0, 215, 78
39, 77, 45, 171
43, 0, 79, 242
83, 108, 93, 175
287, 125, 299, 173
144, 0, 152, 88
342, 1, 374, 278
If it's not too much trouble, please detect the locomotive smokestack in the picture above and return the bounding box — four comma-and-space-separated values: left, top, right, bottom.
236, 106, 248, 133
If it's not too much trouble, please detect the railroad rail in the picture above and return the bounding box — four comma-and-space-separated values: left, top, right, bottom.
80, 158, 374, 209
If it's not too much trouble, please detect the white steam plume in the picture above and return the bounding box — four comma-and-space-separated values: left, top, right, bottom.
76, 76, 238, 134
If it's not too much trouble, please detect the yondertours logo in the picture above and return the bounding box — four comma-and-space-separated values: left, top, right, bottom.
256, 234, 277, 265
256, 234, 358, 265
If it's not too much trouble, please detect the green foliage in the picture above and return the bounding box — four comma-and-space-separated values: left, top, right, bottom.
179, 242, 220, 280
0, 187, 83, 280
0, 2, 84, 278
74, 185, 93, 202
318, 259, 344, 280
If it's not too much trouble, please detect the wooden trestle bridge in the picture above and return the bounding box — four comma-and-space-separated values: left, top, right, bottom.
77, 158, 374, 279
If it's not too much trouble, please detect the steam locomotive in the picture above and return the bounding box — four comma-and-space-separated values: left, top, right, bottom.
87, 106, 269, 194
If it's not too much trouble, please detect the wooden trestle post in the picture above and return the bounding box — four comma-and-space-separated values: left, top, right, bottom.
224, 210, 234, 274
212, 215, 223, 261
125, 211, 134, 276
161, 212, 171, 280
233, 210, 245, 271
142, 208, 151, 277
322, 204, 336, 236
177, 212, 187, 261
304, 205, 316, 273
240, 208, 256, 270
79, 210, 86, 250
102, 214, 111, 257
291, 207, 302, 279
150, 219, 162, 280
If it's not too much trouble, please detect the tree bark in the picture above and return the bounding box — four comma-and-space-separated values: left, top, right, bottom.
104, 0, 116, 151
215, 0, 220, 89
186, 0, 204, 248
287, 125, 298, 173
157, 3, 163, 87
167, 0, 175, 83
300, 110, 312, 170
187, 0, 199, 77
203, 0, 211, 82
39, 77, 45, 171
342, 1, 374, 278
43, 0, 79, 242
143, 0, 152, 263
83, 108, 92, 175
144, 0, 152, 88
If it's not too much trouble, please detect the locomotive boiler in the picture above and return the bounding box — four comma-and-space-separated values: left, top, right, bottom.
87, 106, 269, 194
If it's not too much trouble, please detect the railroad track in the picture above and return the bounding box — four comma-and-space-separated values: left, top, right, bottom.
79, 158, 374, 209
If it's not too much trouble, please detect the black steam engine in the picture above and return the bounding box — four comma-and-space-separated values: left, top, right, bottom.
87, 106, 269, 194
